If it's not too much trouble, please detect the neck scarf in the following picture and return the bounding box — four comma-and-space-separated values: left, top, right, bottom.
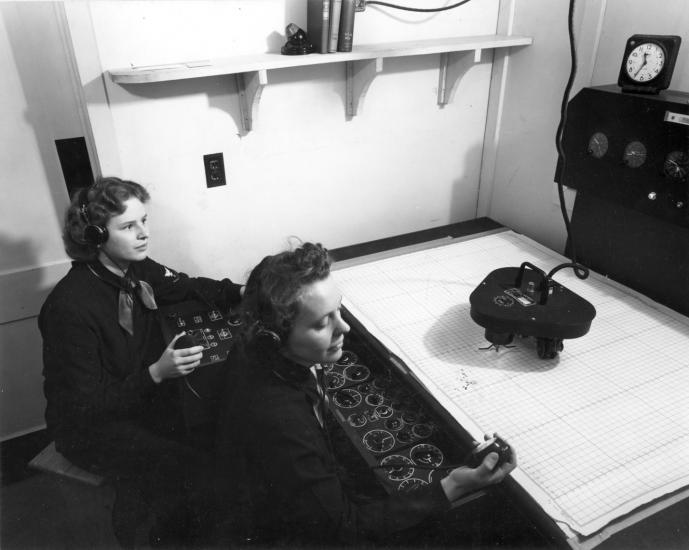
87, 263, 158, 335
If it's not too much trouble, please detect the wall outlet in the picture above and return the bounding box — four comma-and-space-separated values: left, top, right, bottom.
203, 152, 226, 187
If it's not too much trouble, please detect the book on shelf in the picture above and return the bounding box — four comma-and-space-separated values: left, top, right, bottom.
307, 0, 330, 54
337, 0, 355, 52
328, 0, 343, 53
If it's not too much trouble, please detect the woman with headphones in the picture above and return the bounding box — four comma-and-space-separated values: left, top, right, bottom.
39, 176, 244, 547
215, 242, 516, 547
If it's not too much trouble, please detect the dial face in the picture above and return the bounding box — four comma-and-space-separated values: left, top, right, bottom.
664, 151, 689, 179
325, 372, 345, 390
347, 413, 367, 428
332, 388, 362, 408
335, 350, 358, 366
410, 443, 444, 467
362, 429, 396, 454
587, 132, 609, 159
365, 393, 384, 406
398, 478, 428, 492
343, 364, 370, 382
625, 42, 665, 83
380, 455, 414, 481
623, 141, 647, 168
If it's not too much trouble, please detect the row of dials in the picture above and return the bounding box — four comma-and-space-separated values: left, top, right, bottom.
587, 131, 689, 178
328, 351, 451, 492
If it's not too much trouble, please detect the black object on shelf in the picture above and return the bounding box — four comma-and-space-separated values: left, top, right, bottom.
281, 23, 314, 55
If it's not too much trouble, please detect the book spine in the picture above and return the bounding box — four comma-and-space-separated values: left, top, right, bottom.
328, 0, 343, 53
337, 0, 355, 52
307, 0, 330, 54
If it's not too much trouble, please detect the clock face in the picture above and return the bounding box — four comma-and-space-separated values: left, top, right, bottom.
625, 42, 665, 83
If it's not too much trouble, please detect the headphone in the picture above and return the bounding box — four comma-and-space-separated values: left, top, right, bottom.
78, 187, 109, 246
255, 324, 282, 348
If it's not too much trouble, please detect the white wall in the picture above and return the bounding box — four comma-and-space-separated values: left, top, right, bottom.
487, 0, 689, 254
0, 2, 86, 439
69, 0, 501, 282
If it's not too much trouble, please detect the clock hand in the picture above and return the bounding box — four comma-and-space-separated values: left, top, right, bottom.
633, 53, 649, 77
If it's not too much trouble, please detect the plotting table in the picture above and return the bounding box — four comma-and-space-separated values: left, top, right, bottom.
333, 229, 689, 547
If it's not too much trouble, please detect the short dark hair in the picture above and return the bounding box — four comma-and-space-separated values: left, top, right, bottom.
62, 177, 150, 262
240, 242, 332, 344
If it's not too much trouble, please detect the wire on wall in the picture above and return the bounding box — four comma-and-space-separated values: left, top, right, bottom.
363, 1, 473, 13
555, 0, 589, 280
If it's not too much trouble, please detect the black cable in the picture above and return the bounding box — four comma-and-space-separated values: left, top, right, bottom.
555, 0, 588, 280
365, 0, 472, 13
547, 262, 589, 280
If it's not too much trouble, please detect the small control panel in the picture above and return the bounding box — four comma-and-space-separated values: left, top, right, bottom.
159, 300, 242, 367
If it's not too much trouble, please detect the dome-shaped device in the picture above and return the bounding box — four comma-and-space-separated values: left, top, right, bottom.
469, 262, 596, 358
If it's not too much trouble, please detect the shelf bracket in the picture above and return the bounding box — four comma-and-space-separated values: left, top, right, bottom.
346, 57, 383, 117
235, 69, 267, 134
437, 48, 487, 106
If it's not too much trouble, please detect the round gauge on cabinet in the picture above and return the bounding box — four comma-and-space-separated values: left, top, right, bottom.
587, 132, 609, 158
362, 429, 396, 454
380, 455, 414, 481
398, 478, 428, 492
663, 150, 689, 179
623, 141, 647, 168
332, 388, 362, 408
325, 372, 345, 390
409, 443, 444, 467
336, 350, 358, 366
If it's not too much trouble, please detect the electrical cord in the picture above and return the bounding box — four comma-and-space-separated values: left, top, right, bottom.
555, 0, 588, 280
364, 0, 472, 13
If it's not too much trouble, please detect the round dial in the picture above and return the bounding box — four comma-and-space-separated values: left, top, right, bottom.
332, 388, 362, 408
664, 151, 689, 179
336, 350, 358, 366
587, 132, 609, 159
325, 372, 345, 390
623, 141, 647, 168
625, 42, 665, 83
347, 413, 367, 428
398, 478, 428, 492
362, 429, 396, 454
343, 364, 370, 382
380, 455, 414, 481
410, 443, 444, 467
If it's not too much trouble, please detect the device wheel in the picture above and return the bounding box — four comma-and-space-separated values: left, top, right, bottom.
537, 338, 563, 359
485, 331, 514, 346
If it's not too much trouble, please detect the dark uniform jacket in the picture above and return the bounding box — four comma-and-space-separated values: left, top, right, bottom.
39, 257, 242, 466
215, 347, 451, 546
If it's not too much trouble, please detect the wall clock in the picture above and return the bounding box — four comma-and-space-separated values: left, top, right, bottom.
617, 34, 681, 94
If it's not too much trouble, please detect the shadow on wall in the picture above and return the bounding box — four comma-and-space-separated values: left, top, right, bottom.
1, 3, 78, 228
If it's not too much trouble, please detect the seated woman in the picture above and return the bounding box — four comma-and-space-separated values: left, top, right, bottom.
215, 242, 516, 547
39, 176, 244, 547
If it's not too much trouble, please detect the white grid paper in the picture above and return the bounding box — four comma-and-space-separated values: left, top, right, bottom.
334, 231, 689, 537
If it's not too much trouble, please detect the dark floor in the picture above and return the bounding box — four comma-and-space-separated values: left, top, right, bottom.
2, 430, 689, 550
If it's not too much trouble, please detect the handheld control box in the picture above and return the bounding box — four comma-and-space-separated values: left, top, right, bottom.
466, 436, 512, 469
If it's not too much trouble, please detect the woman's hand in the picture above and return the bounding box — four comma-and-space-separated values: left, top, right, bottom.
148, 333, 204, 383
440, 435, 517, 503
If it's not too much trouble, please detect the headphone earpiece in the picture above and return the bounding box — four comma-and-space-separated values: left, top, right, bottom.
79, 195, 109, 246
83, 222, 109, 246
255, 326, 282, 348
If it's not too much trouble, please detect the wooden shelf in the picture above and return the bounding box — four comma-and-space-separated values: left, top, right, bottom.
108, 34, 532, 133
